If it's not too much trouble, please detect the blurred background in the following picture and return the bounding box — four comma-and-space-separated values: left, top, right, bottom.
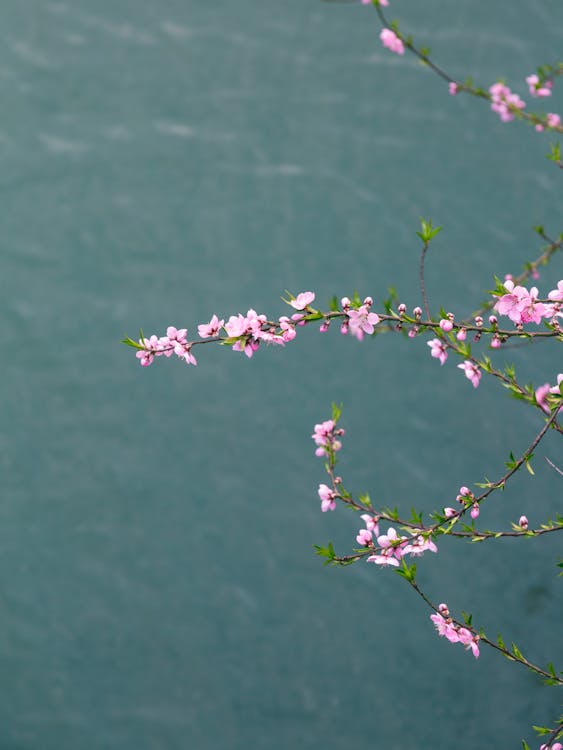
0, 0, 561, 747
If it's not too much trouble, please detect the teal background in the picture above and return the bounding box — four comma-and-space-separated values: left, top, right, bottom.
0, 0, 561, 747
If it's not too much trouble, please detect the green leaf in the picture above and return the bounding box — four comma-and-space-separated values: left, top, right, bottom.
416, 217, 443, 244
121, 336, 144, 350
331, 403, 343, 423
511, 642, 523, 660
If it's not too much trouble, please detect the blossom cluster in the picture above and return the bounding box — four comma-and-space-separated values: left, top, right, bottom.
489, 82, 526, 122
312, 418, 344, 458
430, 603, 480, 658
494, 279, 562, 325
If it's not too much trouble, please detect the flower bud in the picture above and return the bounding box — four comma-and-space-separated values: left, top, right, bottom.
341, 297, 351, 310
319, 321, 330, 333
444, 507, 457, 518
474, 316, 483, 327
456, 327, 467, 341
413, 306, 422, 319
490, 335, 501, 349
363, 296, 373, 307
518, 515, 528, 530
397, 303, 407, 315
439, 318, 454, 332
488, 315, 498, 326
470, 503, 480, 520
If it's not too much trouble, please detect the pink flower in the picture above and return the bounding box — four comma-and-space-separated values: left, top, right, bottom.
456, 327, 467, 341
290, 291, 315, 310
448, 82, 458, 96
318, 484, 336, 512
377, 527, 407, 559
457, 628, 480, 658
380, 28, 404, 55
198, 315, 224, 338
444, 507, 457, 518
347, 304, 380, 341
427, 337, 448, 365
361, 513, 380, 536
536, 112, 562, 132
439, 317, 454, 332
356, 529, 373, 546
430, 613, 459, 642
540, 744, 562, 750
457, 360, 481, 388
366, 548, 400, 567
519, 515, 528, 530
535, 382, 551, 413
403, 535, 438, 557
549, 373, 563, 395
470, 503, 480, 520
548, 281, 563, 301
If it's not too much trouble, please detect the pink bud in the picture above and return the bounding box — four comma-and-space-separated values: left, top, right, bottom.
363, 296, 373, 307
488, 315, 497, 325
474, 316, 483, 327
413, 306, 422, 319
438, 602, 449, 615
341, 297, 351, 310
459, 486, 471, 498
398, 303, 407, 315
439, 319, 454, 332
490, 335, 501, 349
519, 515, 528, 529
456, 327, 467, 341
319, 321, 330, 333
444, 507, 457, 518
470, 503, 480, 520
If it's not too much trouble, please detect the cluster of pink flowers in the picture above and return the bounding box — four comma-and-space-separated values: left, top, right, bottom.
535, 112, 562, 132
430, 603, 480, 658
380, 28, 404, 55
136, 327, 197, 367
312, 419, 344, 458
358, 524, 437, 566
540, 744, 562, 750
489, 82, 526, 122
526, 74, 552, 98
494, 279, 561, 325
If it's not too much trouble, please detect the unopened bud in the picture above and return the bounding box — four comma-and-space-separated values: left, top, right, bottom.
519, 515, 528, 530
398, 303, 407, 315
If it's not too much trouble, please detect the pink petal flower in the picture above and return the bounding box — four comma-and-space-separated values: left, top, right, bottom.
290, 291, 315, 310
380, 28, 404, 55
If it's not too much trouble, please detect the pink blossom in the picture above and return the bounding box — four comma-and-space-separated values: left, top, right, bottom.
444, 507, 457, 518
519, 515, 528, 530
456, 327, 467, 341
318, 484, 336, 512
540, 744, 562, 750
347, 304, 380, 341
427, 338, 448, 365
457, 628, 480, 658
535, 382, 551, 413
489, 82, 526, 122
366, 548, 400, 567
312, 419, 343, 457
549, 373, 563, 395
457, 360, 481, 388
356, 529, 373, 546
439, 316, 454, 332
376, 527, 407, 560
403, 535, 438, 557
198, 315, 224, 338
494, 280, 551, 324
361, 513, 380, 536
548, 280, 563, 301
470, 503, 480, 520
526, 74, 552, 98
448, 82, 458, 96
290, 291, 315, 310
430, 613, 459, 642
278, 316, 297, 342
380, 28, 404, 55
